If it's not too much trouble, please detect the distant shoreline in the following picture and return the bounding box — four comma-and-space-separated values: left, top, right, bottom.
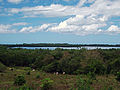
1, 43, 120, 47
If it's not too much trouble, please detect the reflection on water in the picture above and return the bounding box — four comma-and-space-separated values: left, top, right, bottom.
12, 46, 120, 50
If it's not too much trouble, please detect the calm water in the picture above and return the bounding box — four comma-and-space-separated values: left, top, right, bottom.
12, 46, 120, 50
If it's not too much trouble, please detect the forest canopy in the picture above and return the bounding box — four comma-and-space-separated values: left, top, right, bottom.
0, 46, 120, 75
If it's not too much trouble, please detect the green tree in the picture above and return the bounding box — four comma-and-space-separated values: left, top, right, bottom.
42, 61, 59, 73
84, 59, 105, 75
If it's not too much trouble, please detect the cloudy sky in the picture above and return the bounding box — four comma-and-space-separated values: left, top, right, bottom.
0, 0, 120, 44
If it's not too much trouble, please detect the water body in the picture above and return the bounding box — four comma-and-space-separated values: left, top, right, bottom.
12, 46, 120, 50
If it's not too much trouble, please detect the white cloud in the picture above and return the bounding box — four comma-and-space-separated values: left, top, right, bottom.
8, 0, 23, 4
19, 24, 52, 33
0, 22, 28, 33
46, 0, 120, 35
0, 0, 3, 2
0, 24, 16, 33
77, 0, 87, 7
1, 23, 120, 36
47, 14, 107, 35
8, 4, 75, 17
4, 0, 120, 35
12, 22, 28, 26
8, 0, 120, 18
106, 25, 120, 34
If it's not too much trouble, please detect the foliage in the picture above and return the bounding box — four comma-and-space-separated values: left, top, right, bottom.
110, 58, 120, 74
87, 72, 96, 80
0, 46, 120, 75
75, 75, 91, 90
0, 66, 120, 90
16, 84, 33, 90
42, 61, 59, 73
14, 75, 26, 86
116, 72, 120, 82
40, 78, 53, 90
0, 62, 7, 72
26, 71, 31, 75
84, 59, 106, 75
36, 74, 40, 79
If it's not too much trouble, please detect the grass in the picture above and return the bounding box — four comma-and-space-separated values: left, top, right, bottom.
0, 67, 120, 90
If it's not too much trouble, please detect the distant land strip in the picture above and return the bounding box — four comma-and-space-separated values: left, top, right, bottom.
1, 43, 120, 47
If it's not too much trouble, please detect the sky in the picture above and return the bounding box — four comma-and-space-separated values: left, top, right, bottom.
0, 0, 120, 44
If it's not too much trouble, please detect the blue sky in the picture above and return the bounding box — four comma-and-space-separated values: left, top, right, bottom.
0, 0, 120, 44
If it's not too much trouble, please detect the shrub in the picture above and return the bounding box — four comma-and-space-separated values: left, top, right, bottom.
42, 61, 59, 73
116, 72, 120, 82
87, 72, 96, 80
1, 73, 4, 76
14, 74, 17, 76
26, 71, 31, 75
17, 84, 33, 90
40, 78, 53, 90
73, 68, 85, 75
108, 86, 113, 90
109, 58, 120, 74
14, 75, 26, 86
86, 72, 96, 85
36, 74, 40, 79
84, 59, 106, 75
0, 62, 7, 72
76, 75, 91, 90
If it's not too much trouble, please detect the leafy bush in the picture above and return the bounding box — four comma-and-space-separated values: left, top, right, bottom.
0, 62, 7, 72
87, 72, 96, 80
36, 74, 40, 79
86, 72, 96, 85
110, 58, 120, 74
42, 61, 59, 73
17, 84, 33, 90
116, 72, 120, 82
108, 86, 113, 90
75, 75, 91, 90
40, 78, 53, 90
26, 71, 31, 75
84, 59, 106, 75
14, 75, 26, 86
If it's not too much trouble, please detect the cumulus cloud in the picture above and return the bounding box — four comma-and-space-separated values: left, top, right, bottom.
3, 0, 120, 35
0, 22, 28, 33
7, 0, 23, 4
47, 0, 120, 35
77, 0, 87, 7
8, 4, 75, 17
47, 14, 107, 35
0, 24, 16, 33
8, 0, 120, 18
106, 25, 120, 34
19, 24, 54, 33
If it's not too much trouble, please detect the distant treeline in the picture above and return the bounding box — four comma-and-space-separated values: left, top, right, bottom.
0, 46, 120, 75
1, 43, 120, 47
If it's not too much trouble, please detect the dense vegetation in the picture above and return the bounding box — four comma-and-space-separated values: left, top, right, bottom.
0, 46, 120, 89
0, 46, 120, 75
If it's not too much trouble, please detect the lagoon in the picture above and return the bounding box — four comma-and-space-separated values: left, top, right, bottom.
12, 46, 120, 50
